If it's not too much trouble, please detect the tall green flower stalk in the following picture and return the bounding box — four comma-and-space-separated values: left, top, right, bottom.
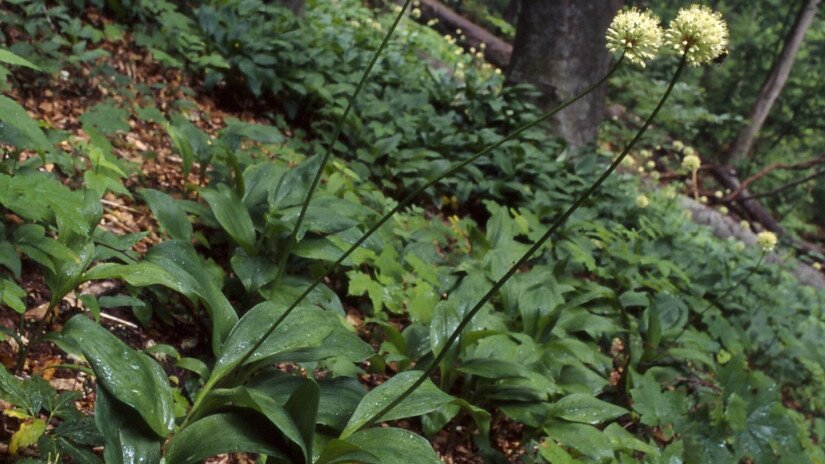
349, 4, 730, 433
664, 231, 775, 351
183, 56, 626, 424
181, 0, 413, 428
270, 0, 414, 290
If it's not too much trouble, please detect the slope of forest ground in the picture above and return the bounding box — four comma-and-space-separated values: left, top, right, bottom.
1, 1, 825, 463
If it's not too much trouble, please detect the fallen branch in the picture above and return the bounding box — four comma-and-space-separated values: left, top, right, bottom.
746, 166, 825, 200
726, 152, 825, 200
414, 0, 513, 68
711, 164, 825, 258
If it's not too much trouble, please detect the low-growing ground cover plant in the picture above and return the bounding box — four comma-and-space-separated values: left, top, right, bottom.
1, 1, 824, 463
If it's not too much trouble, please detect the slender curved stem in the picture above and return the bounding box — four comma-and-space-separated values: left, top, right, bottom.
351, 54, 688, 434
665, 251, 766, 350
183, 56, 625, 426
270, 0, 414, 290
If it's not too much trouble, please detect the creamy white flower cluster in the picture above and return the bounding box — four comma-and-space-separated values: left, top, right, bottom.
607, 4, 728, 67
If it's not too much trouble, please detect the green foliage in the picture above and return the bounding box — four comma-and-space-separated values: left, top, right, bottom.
1, 1, 825, 463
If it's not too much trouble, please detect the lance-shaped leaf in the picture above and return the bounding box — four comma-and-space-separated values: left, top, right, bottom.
212, 301, 336, 380
318, 428, 440, 464
94, 387, 162, 464
164, 411, 289, 464
201, 185, 256, 253
62, 315, 174, 437
341, 371, 454, 438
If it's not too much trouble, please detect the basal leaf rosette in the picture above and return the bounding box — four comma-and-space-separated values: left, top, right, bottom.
665, 4, 729, 66
606, 8, 664, 67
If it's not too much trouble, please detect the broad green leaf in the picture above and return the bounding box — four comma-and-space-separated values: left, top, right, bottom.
318, 428, 439, 464
0, 365, 29, 409
269, 155, 323, 209
0, 173, 90, 237
0, 49, 40, 70
201, 185, 256, 253
219, 383, 316, 464
145, 241, 238, 353
139, 189, 192, 242
0, 241, 22, 278
94, 387, 161, 464
164, 123, 195, 176
79, 103, 130, 135
83, 262, 187, 296
341, 371, 453, 438
343, 428, 440, 464
603, 422, 658, 456
0, 277, 27, 313
317, 377, 366, 432
62, 315, 174, 437
630, 371, 689, 427
543, 420, 614, 461
165, 412, 289, 464
548, 394, 628, 425
0, 96, 51, 153
456, 358, 531, 379
175, 358, 210, 379
9, 418, 47, 454
213, 301, 337, 380
231, 251, 279, 292
223, 118, 284, 145
539, 440, 582, 464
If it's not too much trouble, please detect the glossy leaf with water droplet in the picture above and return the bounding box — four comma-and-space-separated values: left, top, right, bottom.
62, 315, 174, 437
318, 428, 440, 464
164, 411, 289, 464
341, 371, 453, 438
547, 393, 628, 425
212, 301, 337, 381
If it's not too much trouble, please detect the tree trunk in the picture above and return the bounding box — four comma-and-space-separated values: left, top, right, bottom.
502, 0, 520, 26
725, 0, 820, 163
506, 0, 621, 149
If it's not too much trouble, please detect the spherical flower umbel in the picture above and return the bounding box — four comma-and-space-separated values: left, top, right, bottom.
636, 194, 650, 208
756, 231, 778, 252
682, 154, 701, 172
606, 8, 664, 67
665, 4, 729, 66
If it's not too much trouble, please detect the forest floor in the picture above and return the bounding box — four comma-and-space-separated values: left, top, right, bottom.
0, 27, 528, 463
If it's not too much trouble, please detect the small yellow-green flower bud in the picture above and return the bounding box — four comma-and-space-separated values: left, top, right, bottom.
756, 231, 778, 252
646, 160, 656, 169
636, 194, 650, 208
719, 206, 728, 215
735, 242, 746, 252
622, 155, 637, 167
665, 4, 729, 66
673, 140, 685, 151
699, 195, 708, 204
714, 190, 724, 199
682, 154, 701, 172
739, 220, 750, 230
814, 262, 822, 271
606, 8, 664, 67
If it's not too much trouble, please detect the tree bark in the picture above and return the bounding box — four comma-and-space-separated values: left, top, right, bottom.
506, 0, 621, 149
725, 0, 820, 163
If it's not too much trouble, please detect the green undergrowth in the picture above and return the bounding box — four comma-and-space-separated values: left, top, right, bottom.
1, 0, 825, 463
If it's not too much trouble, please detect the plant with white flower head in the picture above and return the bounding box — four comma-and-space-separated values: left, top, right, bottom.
665, 4, 729, 66
606, 8, 664, 67
756, 231, 777, 252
